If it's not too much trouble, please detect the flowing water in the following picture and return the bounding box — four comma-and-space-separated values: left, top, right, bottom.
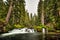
0, 33, 60, 40
0, 28, 60, 40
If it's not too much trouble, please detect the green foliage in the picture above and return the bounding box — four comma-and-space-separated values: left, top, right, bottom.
0, 19, 5, 22
0, 0, 7, 21
5, 0, 26, 30
34, 24, 47, 32
0, 0, 60, 32
37, 0, 59, 30
5, 24, 12, 31
56, 30, 60, 33
14, 24, 24, 28
56, 22, 60, 30
34, 24, 55, 32
47, 26, 55, 32
37, 24, 46, 29
37, 0, 42, 25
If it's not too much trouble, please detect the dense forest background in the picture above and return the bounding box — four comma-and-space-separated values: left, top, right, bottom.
0, 0, 60, 33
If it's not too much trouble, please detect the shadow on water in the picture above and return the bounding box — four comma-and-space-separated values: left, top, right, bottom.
0, 32, 60, 40
45, 34, 60, 40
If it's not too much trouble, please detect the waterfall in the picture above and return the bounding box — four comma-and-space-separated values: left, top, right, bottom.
1, 28, 35, 37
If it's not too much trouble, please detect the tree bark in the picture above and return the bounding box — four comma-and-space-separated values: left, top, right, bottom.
5, 0, 13, 24
59, 10, 60, 16
41, 1, 44, 25
41, 9, 44, 25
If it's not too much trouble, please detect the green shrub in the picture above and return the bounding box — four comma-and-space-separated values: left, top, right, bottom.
33, 24, 55, 32
33, 24, 47, 32
47, 27, 55, 32
14, 24, 24, 28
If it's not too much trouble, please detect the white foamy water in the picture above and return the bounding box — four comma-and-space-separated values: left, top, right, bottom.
42, 28, 45, 34
1, 28, 35, 37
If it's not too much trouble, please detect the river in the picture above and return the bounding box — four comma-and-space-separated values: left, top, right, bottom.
0, 32, 60, 40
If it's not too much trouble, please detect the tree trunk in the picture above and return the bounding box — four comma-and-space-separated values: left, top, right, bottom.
41, 10, 44, 25
59, 10, 60, 16
5, 0, 13, 24
41, 2, 44, 25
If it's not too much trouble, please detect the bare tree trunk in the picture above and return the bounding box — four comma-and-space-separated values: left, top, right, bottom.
59, 10, 60, 16
41, 2, 44, 25
5, 0, 13, 24
0, 0, 13, 33
41, 10, 44, 25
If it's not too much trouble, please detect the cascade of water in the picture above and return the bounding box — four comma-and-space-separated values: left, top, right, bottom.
1, 28, 35, 37
42, 28, 45, 34
42, 28, 46, 40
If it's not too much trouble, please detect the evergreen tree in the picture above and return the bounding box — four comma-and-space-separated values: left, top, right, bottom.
0, 0, 8, 32
55, 0, 60, 29
0, 0, 7, 21
24, 11, 30, 27
5, 0, 13, 23
37, 0, 45, 26
1, 0, 26, 30
44, 0, 58, 28
37, 0, 59, 29
6, 0, 25, 26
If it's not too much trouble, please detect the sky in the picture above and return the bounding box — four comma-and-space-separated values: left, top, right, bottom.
25, 0, 39, 15
3, 0, 39, 15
